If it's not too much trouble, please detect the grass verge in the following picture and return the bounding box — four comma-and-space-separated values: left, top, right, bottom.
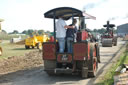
0, 40, 37, 59
96, 44, 128, 85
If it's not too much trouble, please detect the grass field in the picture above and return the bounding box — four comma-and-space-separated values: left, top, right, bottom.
0, 40, 37, 59
0, 33, 28, 40
96, 44, 128, 85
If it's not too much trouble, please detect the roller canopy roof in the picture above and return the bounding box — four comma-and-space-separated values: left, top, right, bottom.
103, 24, 115, 28
44, 7, 96, 20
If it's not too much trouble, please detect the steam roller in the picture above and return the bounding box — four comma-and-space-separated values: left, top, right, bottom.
42, 7, 100, 78
101, 21, 117, 47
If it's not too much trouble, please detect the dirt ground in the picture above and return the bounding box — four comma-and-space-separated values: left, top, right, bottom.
0, 39, 126, 85
0, 50, 43, 74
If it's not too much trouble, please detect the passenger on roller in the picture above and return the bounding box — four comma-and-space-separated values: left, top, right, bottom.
66, 19, 77, 53
56, 16, 75, 53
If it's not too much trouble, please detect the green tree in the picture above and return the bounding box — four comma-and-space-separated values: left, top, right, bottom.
97, 28, 106, 34
27, 29, 34, 35
12, 30, 19, 34
38, 30, 44, 35
45, 30, 51, 36
93, 29, 98, 32
113, 28, 117, 33
22, 30, 28, 34
2, 30, 7, 34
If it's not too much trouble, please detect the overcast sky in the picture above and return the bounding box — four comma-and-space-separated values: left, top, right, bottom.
0, 0, 128, 33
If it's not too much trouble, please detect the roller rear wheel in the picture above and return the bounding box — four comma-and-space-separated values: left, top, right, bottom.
44, 60, 56, 76
88, 45, 98, 77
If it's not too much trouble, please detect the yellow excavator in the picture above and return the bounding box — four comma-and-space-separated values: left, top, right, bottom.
0, 19, 4, 56
25, 32, 49, 49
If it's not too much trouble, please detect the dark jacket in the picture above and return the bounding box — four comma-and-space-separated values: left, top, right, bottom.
66, 24, 77, 38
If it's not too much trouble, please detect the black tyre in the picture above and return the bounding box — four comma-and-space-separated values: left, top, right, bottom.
32, 46, 34, 49
25, 45, 30, 49
113, 42, 117, 46
76, 61, 88, 78
82, 62, 88, 78
113, 39, 117, 46
44, 60, 56, 76
76, 61, 83, 70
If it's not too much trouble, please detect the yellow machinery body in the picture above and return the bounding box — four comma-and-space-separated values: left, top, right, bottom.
25, 34, 49, 49
36, 35, 49, 43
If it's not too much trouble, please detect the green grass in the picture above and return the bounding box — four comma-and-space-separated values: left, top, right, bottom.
96, 45, 128, 85
0, 40, 37, 59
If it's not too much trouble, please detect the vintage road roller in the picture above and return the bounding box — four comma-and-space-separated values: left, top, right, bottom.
101, 21, 117, 47
42, 7, 100, 78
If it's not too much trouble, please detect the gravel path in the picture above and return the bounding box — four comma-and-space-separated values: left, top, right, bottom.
0, 40, 126, 85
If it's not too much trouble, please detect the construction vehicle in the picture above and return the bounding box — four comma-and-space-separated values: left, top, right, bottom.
101, 21, 117, 47
42, 7, 100, 78
25, 34, 49, 49
0, 19, 4, 56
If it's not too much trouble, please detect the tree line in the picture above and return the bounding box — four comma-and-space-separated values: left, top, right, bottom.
92, 28, 117, 34
2, 28, 117, 35
8, 29, 51, 35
